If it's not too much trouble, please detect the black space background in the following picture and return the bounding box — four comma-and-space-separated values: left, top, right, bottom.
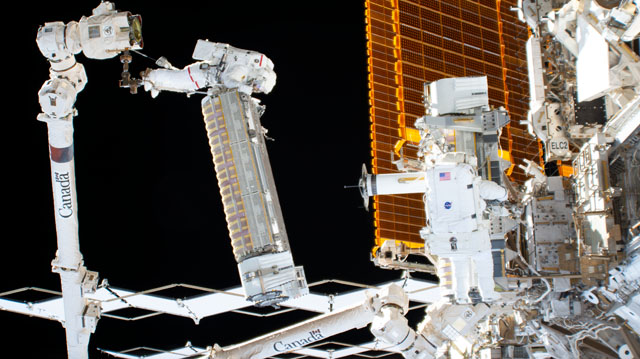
1, 1, 422, 357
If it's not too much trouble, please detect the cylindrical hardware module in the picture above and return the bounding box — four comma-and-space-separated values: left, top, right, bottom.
201, 91, 307, 306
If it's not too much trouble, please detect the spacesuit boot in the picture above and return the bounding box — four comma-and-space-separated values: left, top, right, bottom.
451, 257, 472, 303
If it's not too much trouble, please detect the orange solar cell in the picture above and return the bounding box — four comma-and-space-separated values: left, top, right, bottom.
365, 0, 542, 250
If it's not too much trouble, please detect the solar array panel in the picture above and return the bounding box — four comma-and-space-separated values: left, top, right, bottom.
365, 0, 542, 249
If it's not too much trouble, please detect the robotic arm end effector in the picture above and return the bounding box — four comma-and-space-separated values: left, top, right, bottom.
369, 285, 437, 359
37, 2, 142, 64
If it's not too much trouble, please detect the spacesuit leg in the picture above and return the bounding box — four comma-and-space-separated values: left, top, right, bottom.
450, 256, 472, 303
474, 250, 500, 302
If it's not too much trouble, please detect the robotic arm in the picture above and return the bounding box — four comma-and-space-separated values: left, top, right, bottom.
370, 285, 437, 359
35, 3, 142, 358
208, 284, 437, 359
205, 284, 510, 359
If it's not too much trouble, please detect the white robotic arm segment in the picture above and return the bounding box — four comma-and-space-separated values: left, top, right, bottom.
36, 21, 81, 71
36, 1, 141, 119
75, 2, 142, 59
205, 284, 441, 359
417, 300, 501, 358
371, 306, 412, 348
370, 306, 437, 359
369, 285, 437, 359
38, 62, 88, 120
38, 78, 80, 121
36, 2, 142, 62
34, 4, 143, 358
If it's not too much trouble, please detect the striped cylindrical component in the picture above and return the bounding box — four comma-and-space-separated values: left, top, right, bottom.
201, 91, 308, 306
202, 95, 258, 260
39, 116, 83, 271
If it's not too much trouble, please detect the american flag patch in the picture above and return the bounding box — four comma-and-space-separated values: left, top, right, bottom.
439, 172, 451, 181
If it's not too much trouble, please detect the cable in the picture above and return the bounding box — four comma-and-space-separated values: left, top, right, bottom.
131, 49, 158, 63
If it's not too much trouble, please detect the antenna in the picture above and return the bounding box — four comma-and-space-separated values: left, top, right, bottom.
342, 164, 370, 211
358, 164, 370, 211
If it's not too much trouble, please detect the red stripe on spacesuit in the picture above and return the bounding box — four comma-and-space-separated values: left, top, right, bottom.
187, 67, 200, 88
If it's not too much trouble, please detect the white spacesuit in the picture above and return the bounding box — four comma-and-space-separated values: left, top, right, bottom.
142, 40, 276, 97
361, 158, 507, 303
421, 162, 503, 303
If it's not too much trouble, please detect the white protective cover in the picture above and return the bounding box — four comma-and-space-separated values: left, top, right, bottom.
77, 11, 140, 59
526, 37, 545, 114
425, 163, 478, 234
429, 77, 488, 115
576, 15, 611, 102
366, 172, 427, 196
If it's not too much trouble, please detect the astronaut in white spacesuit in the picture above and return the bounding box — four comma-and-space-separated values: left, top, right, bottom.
142, 40, 276, 97
421, 161, 506, 303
